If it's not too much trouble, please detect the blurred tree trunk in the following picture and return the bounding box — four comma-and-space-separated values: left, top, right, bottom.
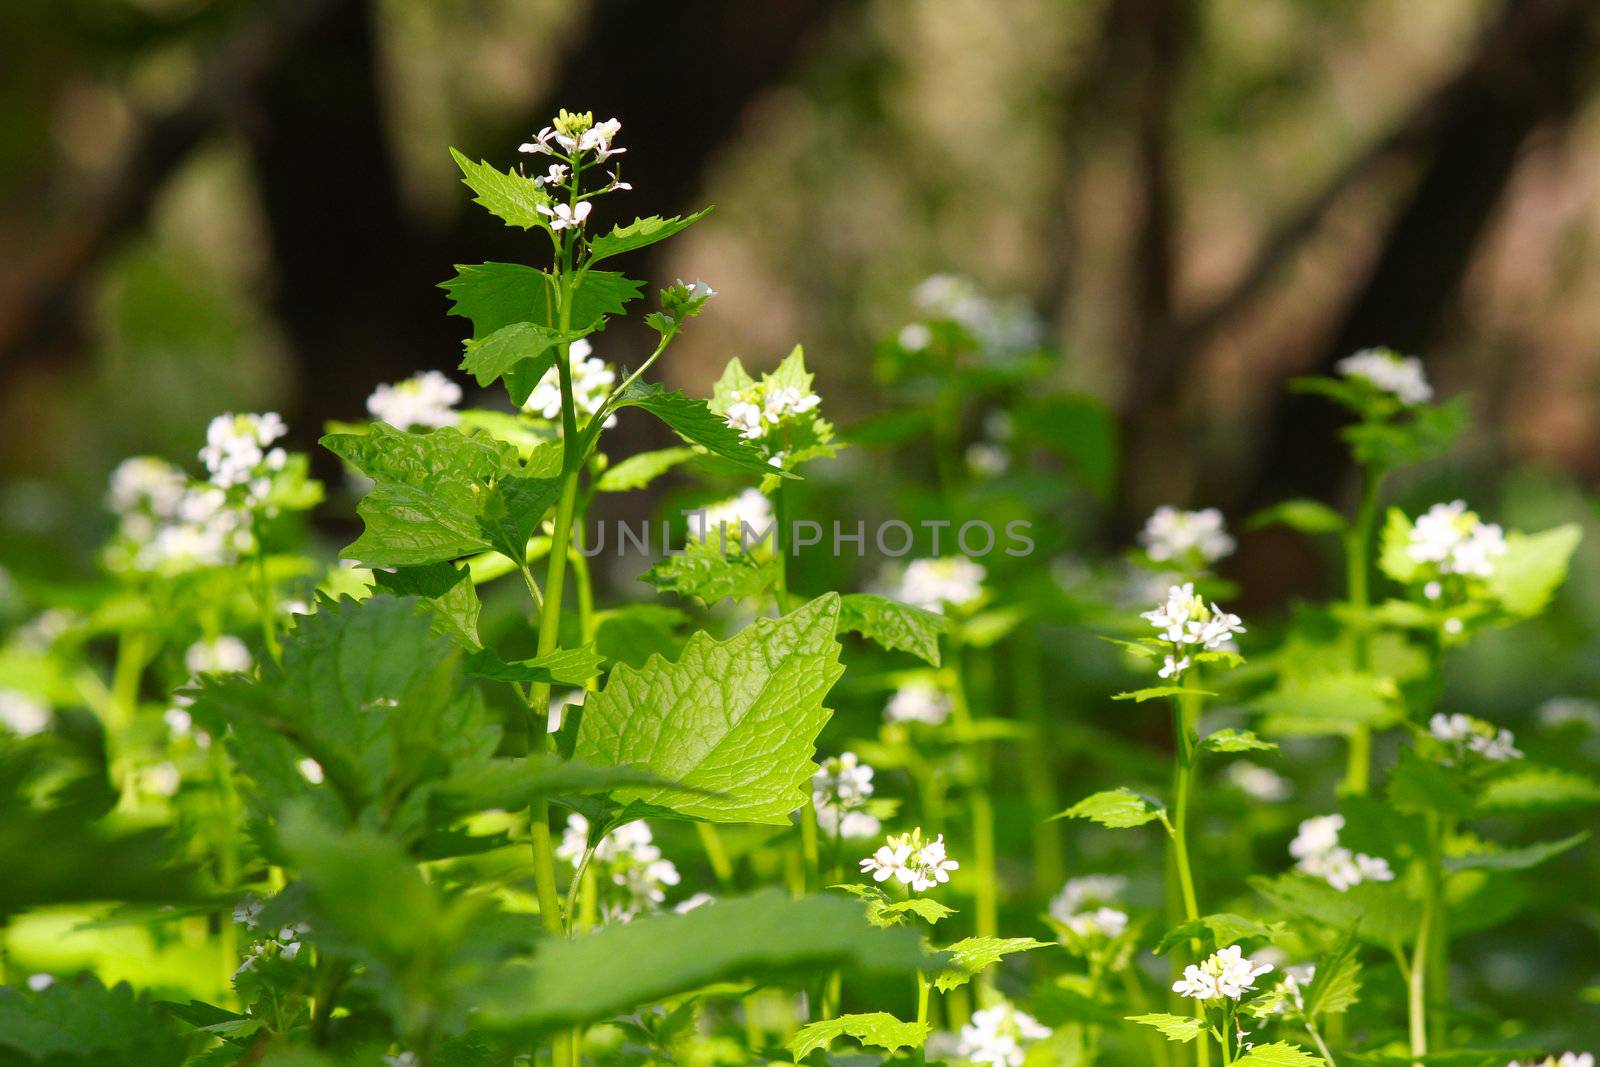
1238, 0, 1600, 511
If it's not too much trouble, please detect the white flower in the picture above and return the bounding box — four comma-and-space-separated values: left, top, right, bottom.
163, 707, 193, 736
887, 557, 986, 614
1406, 501, 1507, 579
724, 400, 765, 439
558, 814, 679, 921
297, 758, 325, 785
1051, 875, 1126, 919
813, 753, 881, 839
579, 117, 625, 161
957, 1001, 1051, 1067
1290, 814, 1394, 891
146, 762, 181, 797
1336, 347, 1433, 405
108, 457, 188, 518
898, 322, 932, 351
1139, 506, 1236, 565
1172, 945, 1274, 1002
1510, 1055, 1596, 1067
366, 370, 462, 430
673, 892, 715, 914
885, 680, 951, 726
522, 340, 617, 427
538, 200, 592, 231
1431, 713, 1523, 763
0, 691, 50, 737
1140, 584, 1246, 678
687, 489, 775, 551
185, 636, 252, 675
1064, 906, 1129, 940
965, 442, 1010, 478
26, 974, 54, 992
1226, 762, 1292, 802
1470, 728, 1522, 762
912, 274, 1043, 359
1159, 655, 1190, 679
535, 163, 569, 187
859, 828, 959, 893
1281, 964, 1316, 1012
199, 413, 288, 492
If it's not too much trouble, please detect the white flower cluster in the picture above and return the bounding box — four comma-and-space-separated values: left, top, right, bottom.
909, 274, 1044, 359
1290, 814, 1394, 892
1508, 1054, 1594, 1067
1539, 697, 1600, 730
0, 690, 50, 738
956, 1000, 1051, 1067
885, 556, 986, 614
520, 112, 625, 164
1049, 874, 1130, 940
1226, 762, 1293, 802
1172, 944, 1274, 1002
722, 382, 821, 441
812, 752, 880, 839
1407, 501, 1508, 579
1276, 963, 1316, 1013
1429, 713, 1522, 762
558, 814, 681, 922
366, 370, 461, 430
1336, 347, 1433, 406
884, 679, 951, 726
1140, 583, 1246, 679
231, 900, 309, 979
687, 489, 774, 552
200, 413, 288, 501
106, 457, 254, 573
184, 636, 253, 675
523, 340, 617, 429
1139, 506, 1236, 566
859, 827, 959, 893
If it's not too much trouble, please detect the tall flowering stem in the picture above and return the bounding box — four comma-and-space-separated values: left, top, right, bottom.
1341, 462, 1385, 794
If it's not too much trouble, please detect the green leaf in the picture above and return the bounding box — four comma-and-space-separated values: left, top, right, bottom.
1344, 396, 1467, 470
1487, 524, 1582, 617
837, 593, 948, 666
934, 936, 1049, 992
1125, 1013, 1207, 1042
436, 755, 695, 816
1155, 913, 1283, 955
641, 540, 780, 605
450, 148, 551, 229
788, 1012, 928, 1061
1248, 499, 1348, 535
478, 890, 935, 1031
1254, 673, 1401, 738
0, 976, 188, 1064
464, 646, 606, 686
1234, 1041, 1326, 1067
1200, 728, 1278, 753
574, 594, 844, 823
592, 604, 689, 669
440, 262, 642, 339
833, 884, 957, 928
586, 207, 714, 264
612, 382, 782, 476
1388, 748, 1476, 816
595, 447, 698, 492
371, 562, 481, 648
460, 321, 574, 391
1250, 873, 1420, 949
1377, 507, 1421, 585
1443, 831, 1589, 873
1054, 788, 1166, 829
323, 424, 559, 567
1304, 929, 1362, 1019
1113, 686, 1215, 703
1474, 767, 1600, 814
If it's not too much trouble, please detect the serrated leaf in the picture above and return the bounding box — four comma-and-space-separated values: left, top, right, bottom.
1304, 929, 1362, 1020
372, 562, 481, 648
460, 322, 574, 390
1054, 788, 1166, 829
1343, 396, 1467, 470
1474, 767, 1600, 814
574, 594, 844, 823
934, 936, 1049, 992
641, 539, 780, 605
613, 382, 783, 476
833, 884, 957, 928
478, 890, 934, 1031
1125, 1013, 1207, 1042
464, 646, 605, 685
1112, 686, 1216, 703
450, 148, 551, 229
788, 1012, 928, 1061
837, 593, 948, 666
586, 208, 714, 264
1248, 499, 1348, 535
1250, 873, 1420, 949
436, 755, 695, 816
596, 447, 698, 492
1443, 831, 1589, 872
0, 976, 188, 1064
1234, 1041, 1326, 1066
440, 262, 642, 340
1201, 728, 1278, 753
1487, 524, 1582, 618
1155, 913, 1283, 955
1254, 672, 1401, 738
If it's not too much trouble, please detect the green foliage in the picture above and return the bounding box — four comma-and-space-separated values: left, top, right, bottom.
1234, 1041, 1326, 1067
836, 592, 948, 666
450, 148, 551, 229
0, 976, 188, 1066
611, 382, 779, 476
832, 884, 958, 928
1126, 1012, 1208, 1042
595, 446, 697, 492
1054, 788, 1167, 829
788, 1012, 930, 1060
1249, 498, 1349, 535
477, 891, 934, 1031
587, 208, 714, 264
934, 936, 1049, 991
640, 539, 780, 605
1200, 728, 1278, 753
575, 594, 844, 823
1154, 913, 1283, 955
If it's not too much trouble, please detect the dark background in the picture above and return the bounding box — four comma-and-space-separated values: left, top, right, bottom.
3, 0, 1599, 586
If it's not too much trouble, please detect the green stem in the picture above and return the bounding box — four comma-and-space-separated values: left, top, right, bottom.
1409, 814, 1441, 1063
1169, 680, 1208, 1067
1342, 463, 1383, 794
946, 651, 997, 942
914, 970, 931, 1067
697, 823, 736, 887
799, 800, 821, 896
